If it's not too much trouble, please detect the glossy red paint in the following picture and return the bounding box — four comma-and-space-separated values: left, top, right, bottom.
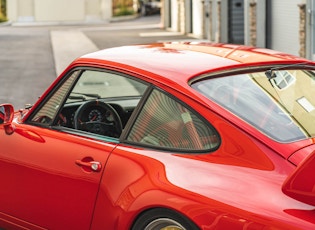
69, 44, 314, 160
0, 122, 116, 229
1, 42, 315, 229
79, 42, 309, 85
289, 144, 315, 166
283, 151, 315, 206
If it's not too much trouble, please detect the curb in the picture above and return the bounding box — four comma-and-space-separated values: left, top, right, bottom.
1, 14, 141, 27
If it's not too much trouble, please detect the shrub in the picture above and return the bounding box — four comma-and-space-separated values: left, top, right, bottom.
114, 5, 135, 16
0, 0, 7, 22
0, 13, 6, 23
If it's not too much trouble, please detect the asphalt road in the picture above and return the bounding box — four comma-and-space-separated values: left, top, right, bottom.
0, 15, 193, 109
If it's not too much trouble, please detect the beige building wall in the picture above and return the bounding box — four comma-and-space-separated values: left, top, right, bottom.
7, 0, 34, 22
35, 0, 85, 21
18, 0, 33, 19
86, 0, 101, 21
7, 0, 112, 23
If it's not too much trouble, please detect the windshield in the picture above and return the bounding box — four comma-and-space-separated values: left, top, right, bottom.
192, 69, 315, 142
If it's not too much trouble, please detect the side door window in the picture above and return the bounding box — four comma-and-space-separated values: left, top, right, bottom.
30, 70, 79, 125
126, 88, 220, 152
29, 69, 148, 140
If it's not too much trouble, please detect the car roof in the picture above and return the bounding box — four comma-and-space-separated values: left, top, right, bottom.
78, 42, 310, 85
60, 42, 314, 159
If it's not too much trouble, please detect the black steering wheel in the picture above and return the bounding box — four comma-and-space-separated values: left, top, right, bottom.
74, 100, 123, 138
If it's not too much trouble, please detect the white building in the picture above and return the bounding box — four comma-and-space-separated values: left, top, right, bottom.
162, 0, 315, 60
7, 0, 112, 24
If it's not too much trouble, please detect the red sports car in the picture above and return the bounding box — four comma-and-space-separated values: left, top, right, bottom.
0, 42, 315, 230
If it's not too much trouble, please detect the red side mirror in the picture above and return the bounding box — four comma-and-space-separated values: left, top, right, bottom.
282, 151, 315, 206
0, 104, 15, 135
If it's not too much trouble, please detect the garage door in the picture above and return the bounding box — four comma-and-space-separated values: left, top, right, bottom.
228, 0, 244, 44
309, 0, 315, 60
267, 0, 300, 56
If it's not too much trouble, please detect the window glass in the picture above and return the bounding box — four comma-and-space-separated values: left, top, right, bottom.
29, 69, 148, 139
192, 69, 315, 142
30, 71, 79, 124
127, 89, 219, 151
67, 70, 147, 103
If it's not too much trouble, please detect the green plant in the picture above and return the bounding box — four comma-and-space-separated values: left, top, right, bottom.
0, 14, 6, 23
113, 1, 135, 17
114, 7, 134, 16
0, 0, 7, 22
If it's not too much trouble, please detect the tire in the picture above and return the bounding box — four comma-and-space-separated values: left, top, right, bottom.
131, 208, 200, 230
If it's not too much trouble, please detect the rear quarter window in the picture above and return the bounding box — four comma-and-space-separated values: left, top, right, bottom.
126, 88, 220, 152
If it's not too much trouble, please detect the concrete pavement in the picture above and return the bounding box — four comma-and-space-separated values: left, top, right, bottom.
51, 30, 99, 75
0, 15, 195, 109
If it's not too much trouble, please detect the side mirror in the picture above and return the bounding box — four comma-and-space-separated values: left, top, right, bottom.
0, 104, 15, 135
282, 151, 315, 206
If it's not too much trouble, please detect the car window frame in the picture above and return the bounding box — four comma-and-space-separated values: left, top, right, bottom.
26, 67, 151, 143
25, 66, 221, 151
121, 86, 221, 154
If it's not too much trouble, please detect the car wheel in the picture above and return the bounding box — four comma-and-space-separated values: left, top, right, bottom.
131, 208, 199, 230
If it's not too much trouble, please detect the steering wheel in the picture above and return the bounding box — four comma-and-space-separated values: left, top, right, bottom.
74, 100, 123, 138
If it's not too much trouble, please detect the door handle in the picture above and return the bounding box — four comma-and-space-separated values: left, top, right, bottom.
75, 159, 102, 172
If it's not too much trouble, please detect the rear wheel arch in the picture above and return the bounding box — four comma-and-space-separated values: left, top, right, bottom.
130, 207, 200, 230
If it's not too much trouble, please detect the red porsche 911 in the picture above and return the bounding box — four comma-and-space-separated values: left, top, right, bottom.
0, 42, 315, 230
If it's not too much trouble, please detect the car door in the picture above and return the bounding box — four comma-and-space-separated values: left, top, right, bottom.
0, 122, 115, 230
0, 71, 116, 229
0, 68, 149, 229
